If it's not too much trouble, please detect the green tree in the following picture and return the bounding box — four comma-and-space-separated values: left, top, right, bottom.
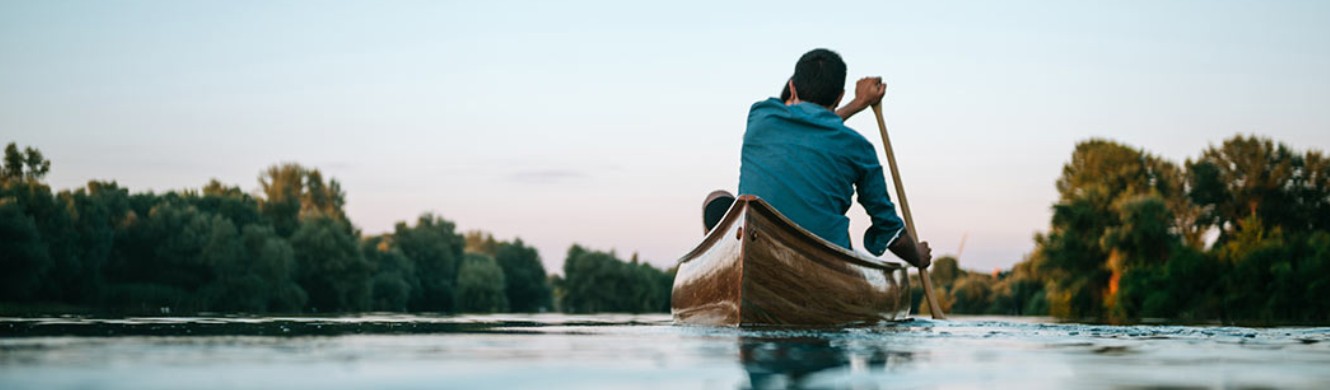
1119, 134, 1330, 323
559, 245, 671, 313
1162, 245, 1223, 320
1055, 139, 1184, 205
147, 203, 216, 291
493, 239, 552, 312
393, 213, 465, 312
464, 230, 499, 256
930, 256, 962, 286
198, 223, 307, 312
1031, 139, 1191, 319
290, 212, 370, 312
1299, 232, 1330, 322
987, 260, 1047, 316
1, 145, 79, 304
0, 143, 51, 182
1299, 152, 1330, 232
363, 235, 416, 312
1034, 196, 1113, 319
259, 163, 305, 237
1217, 215, 1288, 320
2, 143, 23, 180
0, 197, 50, 301
22, 146, 50, 181
1188, 135, 1304, 242
259, 164, 347, 237
624, 252, 671, 313
244, 224, 308, 311
300, 169, 347, 223
196, 179, 263, 228
1103, 195, 1177, 270
53, 181, 132, 303
1102, 195, 1181, 321
455, 253, 509, 313
560, 245, 619, 313
949, 273, 995, 314
194, 216, 249, 310
101, 201, 215, 311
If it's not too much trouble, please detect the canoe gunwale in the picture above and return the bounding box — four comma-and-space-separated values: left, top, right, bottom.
676, 201, 742, 265
676, 195, 906, 273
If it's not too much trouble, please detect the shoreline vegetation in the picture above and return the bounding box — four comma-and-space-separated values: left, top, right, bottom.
910, 134, 1330, 324
2, 133, 1327, 324
0, 144, 671, 316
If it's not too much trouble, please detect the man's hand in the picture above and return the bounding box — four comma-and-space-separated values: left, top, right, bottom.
914, 240, 932, 269
886, 231, 931, 269
852, 77, 886, 108
836, 77, 887, 120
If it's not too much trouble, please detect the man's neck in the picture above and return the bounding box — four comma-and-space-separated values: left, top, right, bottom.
784, 98, 836, 111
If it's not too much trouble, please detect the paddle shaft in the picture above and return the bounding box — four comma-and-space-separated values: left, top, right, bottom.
870, 103, 946, 320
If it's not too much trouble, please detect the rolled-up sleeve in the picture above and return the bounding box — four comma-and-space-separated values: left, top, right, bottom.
854, 144, 906, 256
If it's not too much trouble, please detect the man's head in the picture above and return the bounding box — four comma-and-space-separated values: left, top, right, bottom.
788, 48, 846, 108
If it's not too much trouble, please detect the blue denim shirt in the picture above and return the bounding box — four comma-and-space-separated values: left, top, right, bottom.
738, 98, 905, 256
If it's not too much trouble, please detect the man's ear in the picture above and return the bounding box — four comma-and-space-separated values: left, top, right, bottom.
830, 90, 844, 109
786, 80, 800, 104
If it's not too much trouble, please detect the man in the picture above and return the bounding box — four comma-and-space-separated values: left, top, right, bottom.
705, 48, 932, 269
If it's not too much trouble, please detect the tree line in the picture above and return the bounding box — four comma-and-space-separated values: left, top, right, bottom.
14, 134, 1320, 323
0, 142, 672, 315
920, 134, 1330, 323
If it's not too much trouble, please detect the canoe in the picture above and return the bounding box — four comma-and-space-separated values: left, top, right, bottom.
671, 195, 912, 327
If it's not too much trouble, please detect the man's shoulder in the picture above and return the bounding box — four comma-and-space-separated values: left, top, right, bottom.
748, 97, 785, 114
835, 122, 873, 146
829, 124, 880, 165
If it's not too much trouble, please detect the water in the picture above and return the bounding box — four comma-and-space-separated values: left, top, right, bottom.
2, 314, 1329, 389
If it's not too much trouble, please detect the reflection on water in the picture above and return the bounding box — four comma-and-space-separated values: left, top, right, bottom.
741, 336, 912, 389
2, 314, 1329, 389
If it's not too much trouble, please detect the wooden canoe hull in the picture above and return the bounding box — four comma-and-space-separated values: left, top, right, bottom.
671, 195, 911, 327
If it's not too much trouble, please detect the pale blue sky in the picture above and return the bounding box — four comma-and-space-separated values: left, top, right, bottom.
3, 1, 1328, 273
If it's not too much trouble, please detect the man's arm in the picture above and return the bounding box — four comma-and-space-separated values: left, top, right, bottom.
852, 128, 931, 269
836, 77, 886, 121
888, 230, 932, 269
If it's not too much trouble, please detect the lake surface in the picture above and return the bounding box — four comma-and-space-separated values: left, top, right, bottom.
2, 314, 1329, 389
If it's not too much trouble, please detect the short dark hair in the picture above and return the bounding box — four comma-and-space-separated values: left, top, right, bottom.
790, 48, 846, 107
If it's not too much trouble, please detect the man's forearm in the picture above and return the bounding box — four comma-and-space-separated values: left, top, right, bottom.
888, 231, 924, 268
836, 100, 868, 121
838, 77, 886, 120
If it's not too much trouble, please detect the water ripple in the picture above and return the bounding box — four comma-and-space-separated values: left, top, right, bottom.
2, 315, 1328, 389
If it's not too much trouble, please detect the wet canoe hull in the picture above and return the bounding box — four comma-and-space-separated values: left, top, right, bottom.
671, 195, 911, 327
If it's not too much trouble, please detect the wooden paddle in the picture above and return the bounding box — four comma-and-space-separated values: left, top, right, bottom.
870, 102, 946, 320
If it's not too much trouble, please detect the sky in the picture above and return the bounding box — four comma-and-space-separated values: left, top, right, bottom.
2, 1, 1328, 274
